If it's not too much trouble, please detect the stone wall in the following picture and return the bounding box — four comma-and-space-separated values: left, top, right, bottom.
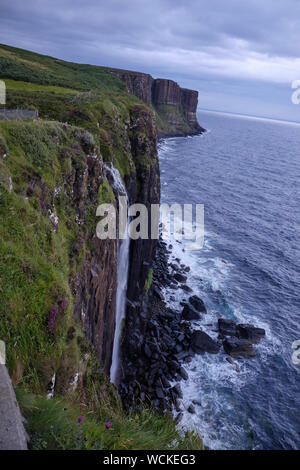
0, 365, 28, 450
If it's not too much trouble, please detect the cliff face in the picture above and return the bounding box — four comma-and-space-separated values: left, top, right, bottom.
180, 88, 199, 128
152, 78, 182, 105
0, 44, 190, 393
0, 45, 207, 450
0, 98, 160, 387
72, 104, 160, 376
126, 105, 160, 302
110, 69, 205, 137
110, 69, 154, 107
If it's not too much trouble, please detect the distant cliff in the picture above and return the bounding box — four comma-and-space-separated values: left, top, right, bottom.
110, 69, 205, 137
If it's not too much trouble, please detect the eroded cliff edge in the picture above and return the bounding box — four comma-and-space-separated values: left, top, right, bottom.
110, 68, 205, 137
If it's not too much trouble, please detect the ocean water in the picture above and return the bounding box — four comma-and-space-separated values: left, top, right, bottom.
158, 110, 300, 450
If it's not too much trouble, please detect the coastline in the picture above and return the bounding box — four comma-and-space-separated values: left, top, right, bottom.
120, 128, 267, 449
158, 126, 206, 140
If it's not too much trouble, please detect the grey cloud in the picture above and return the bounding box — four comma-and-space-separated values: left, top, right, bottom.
0, 0, 300, 120
1, 0, 300, 57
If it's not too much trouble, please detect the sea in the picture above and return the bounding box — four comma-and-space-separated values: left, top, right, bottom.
158, 110, 300, 450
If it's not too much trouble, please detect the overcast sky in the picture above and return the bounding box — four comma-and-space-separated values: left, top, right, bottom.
1, 0, 300, 121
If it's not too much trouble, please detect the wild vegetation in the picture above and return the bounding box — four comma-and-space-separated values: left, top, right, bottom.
18, 391, 203, 450
0, 43, 203, 450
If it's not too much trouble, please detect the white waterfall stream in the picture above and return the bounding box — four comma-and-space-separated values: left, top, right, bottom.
104, 163, 130, 385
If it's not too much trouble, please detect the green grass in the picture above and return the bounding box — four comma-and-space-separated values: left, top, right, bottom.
145, 268, 153, 292
0, 120, 101, 390
0, 43, 125, 93
98, 176, 115, 204
0, 103, 156, 390
0, 43, 192, 138
0, 44, 204, 450
0, 77, 145, 180
154, 104, 190, 136
17, 391, 203, 450
4, 78, 79, 95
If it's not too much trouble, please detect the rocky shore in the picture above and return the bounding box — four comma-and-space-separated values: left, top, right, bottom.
120, 235, 266, 422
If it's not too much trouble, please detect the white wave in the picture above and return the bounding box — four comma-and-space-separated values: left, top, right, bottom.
162, 228, 277, 450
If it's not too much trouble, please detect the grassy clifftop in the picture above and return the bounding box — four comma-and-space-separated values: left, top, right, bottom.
0, 43, 125, 92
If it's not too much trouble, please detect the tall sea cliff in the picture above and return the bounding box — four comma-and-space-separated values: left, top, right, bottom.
110, 68, 204, 137
0, 43, 204, 449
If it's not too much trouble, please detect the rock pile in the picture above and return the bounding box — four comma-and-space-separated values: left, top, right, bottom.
120, 237, 266, 417
218, 318, 265, 357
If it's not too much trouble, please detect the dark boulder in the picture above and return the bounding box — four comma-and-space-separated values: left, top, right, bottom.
178, 366, 189, 381
175, 398, 182, 412
161, 310, 175, 320
171, 383, 183, 398
223, 338, 255, 358
161, 376, 171, 389
144, 343, 152, 358
182, 304, 201, 321
218, 318, 238, 336
191, 330, 220, 354
169, 359, 180, 372
226, 356, 241, 373
181, 284, 193, 293
177, 332, 185, 342
187, 404, 196, 414
189, 295, 207, 313
174, 350, 192, 361
170, 263, 179, 271
152, 286, 164, 301
174, 272, 187, 283
237, 324, 265, 344
192, 399, 202, 406
156, 387, 165, 399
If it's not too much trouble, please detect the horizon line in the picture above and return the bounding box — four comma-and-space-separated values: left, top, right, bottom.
197, 107, 300, 126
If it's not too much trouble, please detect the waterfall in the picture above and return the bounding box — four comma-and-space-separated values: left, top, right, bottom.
104, 163, 130, 385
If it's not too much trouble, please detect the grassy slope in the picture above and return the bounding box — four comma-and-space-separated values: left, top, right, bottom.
0, 44, 203, 450
0, 44, 150, 179
18, 392, 203, 450
0, 43, 193, 137
0, 120, 96, 384
0, 43, 124, 92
